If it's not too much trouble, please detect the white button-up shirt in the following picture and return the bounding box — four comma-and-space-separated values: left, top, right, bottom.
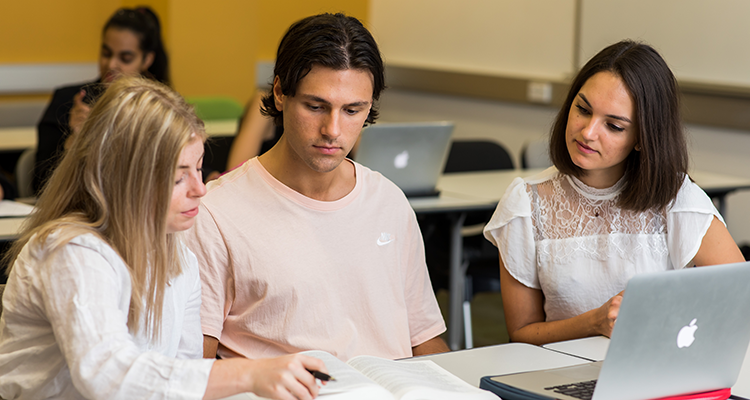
0, 233, 214, 399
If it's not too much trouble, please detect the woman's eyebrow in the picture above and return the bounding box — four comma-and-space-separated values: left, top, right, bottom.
578, 93, 632, 123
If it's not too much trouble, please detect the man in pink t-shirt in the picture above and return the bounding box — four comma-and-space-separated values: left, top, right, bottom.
187, 13, 448, 362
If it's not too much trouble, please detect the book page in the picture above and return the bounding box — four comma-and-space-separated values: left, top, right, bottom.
348, 356, 496, 400
301, 350, 395, 399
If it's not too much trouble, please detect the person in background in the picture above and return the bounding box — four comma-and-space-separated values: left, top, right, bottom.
0, 77, 326, 400
484, 40, 744, 345
187, 13, 448, 362
225, 92, 282, 171
34, 6, 169, 195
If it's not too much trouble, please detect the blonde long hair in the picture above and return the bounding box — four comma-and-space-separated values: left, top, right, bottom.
5, 76, 206, 340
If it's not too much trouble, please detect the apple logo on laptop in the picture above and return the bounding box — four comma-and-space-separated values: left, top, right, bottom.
677, 318, 698, 348
394, 150, 409, 169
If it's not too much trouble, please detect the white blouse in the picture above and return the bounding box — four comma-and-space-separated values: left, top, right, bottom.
483, 167, 722, 322
0, 233, 214, 400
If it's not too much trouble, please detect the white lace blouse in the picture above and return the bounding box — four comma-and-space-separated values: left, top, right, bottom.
483, 167, 722, 322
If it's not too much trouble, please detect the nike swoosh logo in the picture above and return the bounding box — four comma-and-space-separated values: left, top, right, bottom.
377, 238, 394, 246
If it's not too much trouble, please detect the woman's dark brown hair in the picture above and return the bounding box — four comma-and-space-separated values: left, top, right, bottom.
104, 7, 170, 86
550, 40, 687, 212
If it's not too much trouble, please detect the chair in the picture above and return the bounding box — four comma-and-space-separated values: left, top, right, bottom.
444, 140, 514, 173
426, 139, 513, 348
186, 96, 244, 178
521, 139, 552, 169
15, 147, 36, 198
186, 96, 244, 121
203, 136, 236, 178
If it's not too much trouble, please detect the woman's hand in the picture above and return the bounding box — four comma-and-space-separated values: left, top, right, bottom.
66, 90, 92, 149
501, 255, 626, 344
244, 354, 327, 400
204, 353, 328, 400
593, 291, 624, 337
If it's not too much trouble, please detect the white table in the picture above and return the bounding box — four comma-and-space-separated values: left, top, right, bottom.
0, 201, 34, 241
203, 119, 239, 137
419, 169, 750, 350
0, 127, 35, 152
543, 336, 750, 398
0, 120, 238, 153
690, 170, 750, 216
0, 218, 25, 241
544, 336, 610, 362
408, 342, 589, 387
222, 338, 750, 399
220, 342, 589, 400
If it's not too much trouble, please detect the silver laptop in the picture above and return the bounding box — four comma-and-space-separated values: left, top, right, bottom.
355, 122, 453, 197
487, 262, 750, 400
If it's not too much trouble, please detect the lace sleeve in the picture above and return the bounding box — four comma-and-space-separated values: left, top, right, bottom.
667, 177, 724, 269
484, 177, 540, 289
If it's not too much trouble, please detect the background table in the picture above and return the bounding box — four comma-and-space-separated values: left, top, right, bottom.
0, 218, 25, 241
409, 169, 542, 350
0, 127, 35, 152
424, 168, 750, 350
0, 120, 239, 153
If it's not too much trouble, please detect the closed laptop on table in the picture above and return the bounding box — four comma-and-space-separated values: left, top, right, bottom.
355, 122, 453, 197
480, 262, 750, 400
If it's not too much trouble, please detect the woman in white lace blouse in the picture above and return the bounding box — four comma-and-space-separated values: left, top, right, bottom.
0, 77, 326, 400
483, 40, 744, 345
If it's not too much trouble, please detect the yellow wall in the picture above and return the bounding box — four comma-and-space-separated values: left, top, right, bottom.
256, 1, 369, 60
0, 0, 369, 105
168, 0, 257, 103
0, 0, 120, 63
170, 0, 368, 103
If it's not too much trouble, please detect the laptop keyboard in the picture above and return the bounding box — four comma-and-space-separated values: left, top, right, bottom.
545, 379, 597, 400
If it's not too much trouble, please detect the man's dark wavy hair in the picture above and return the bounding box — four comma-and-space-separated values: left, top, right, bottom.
260, 13, 385, 128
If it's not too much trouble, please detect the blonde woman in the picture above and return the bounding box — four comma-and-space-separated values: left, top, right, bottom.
0, 77, 326, 400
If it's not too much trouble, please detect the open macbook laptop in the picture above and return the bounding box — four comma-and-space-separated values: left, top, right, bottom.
355, 121, 453, 197
481, 262, 750, 400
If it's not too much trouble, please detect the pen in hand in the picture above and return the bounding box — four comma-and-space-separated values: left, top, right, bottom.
307, 369, 336, 382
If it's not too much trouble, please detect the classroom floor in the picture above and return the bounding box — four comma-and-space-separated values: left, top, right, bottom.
435, 289, 510, 349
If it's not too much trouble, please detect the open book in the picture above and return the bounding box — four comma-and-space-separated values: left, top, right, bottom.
225, 350, 496, 400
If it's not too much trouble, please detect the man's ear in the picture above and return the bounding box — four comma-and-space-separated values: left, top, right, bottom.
272, 76, 284, 112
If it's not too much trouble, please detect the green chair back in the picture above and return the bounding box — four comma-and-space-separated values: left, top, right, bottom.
187, 96, 244, 121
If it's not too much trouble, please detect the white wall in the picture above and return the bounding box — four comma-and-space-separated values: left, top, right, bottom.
371, 0, 750, 88
378, 89, 750, 245
580, 0, 750, 87
369, 0, 576, 81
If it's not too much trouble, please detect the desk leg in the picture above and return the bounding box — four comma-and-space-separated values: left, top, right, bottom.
448, 212, 467, 351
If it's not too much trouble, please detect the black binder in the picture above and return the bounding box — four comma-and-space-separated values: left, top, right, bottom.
479, 375, 556, 400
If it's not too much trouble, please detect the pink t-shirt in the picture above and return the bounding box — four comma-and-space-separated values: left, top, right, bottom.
186, 158, 445, 361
